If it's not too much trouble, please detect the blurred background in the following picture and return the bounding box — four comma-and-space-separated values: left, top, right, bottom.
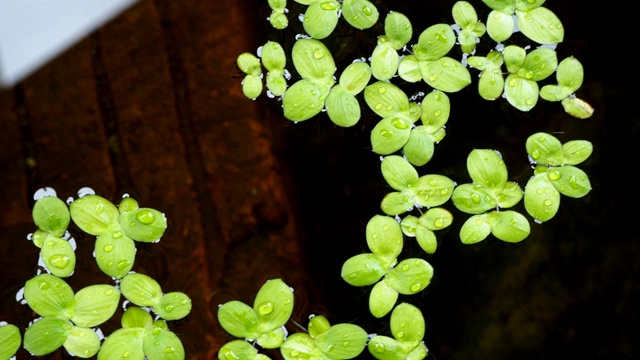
0, 0, 637, 359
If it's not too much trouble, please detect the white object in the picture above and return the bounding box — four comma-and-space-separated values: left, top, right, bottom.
0, 0, 139, 88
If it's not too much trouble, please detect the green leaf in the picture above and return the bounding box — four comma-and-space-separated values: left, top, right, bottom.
489, 210, 530, 242
478, 67, 505, 100
369, 280, 398, 318
390, 303, 425, 349
561, 97, 594, 119
268, 0, 286, 12
291, 39, 335, 82
515, 0, 545, 12
368, 335, 405, 360
364, 81, 410, 118
242, 75, 263, 100
421, 207, 453, 231
524, 173, 560, 223
97, 328, 146, 360
452, 1, 479, 28
280, 333, 319, 360
266, 70, 288, 96
504, 74, 539, 111
23, 317, 72, 356
497, 181, 524, 208
413, 24, 455, 62
261, 41, 287, 72
218, 340, 260, 360
549, 165, 592, 198
521, 47, 557, 81
339, 61, 372, 95
342, 0, 379, 29
381, 192, 415, 216
282, 79, 330, 121
72, 284, 120, 327
526, 132, 563, 166
419, 57, 471, 93
366, 215, 403, 264
308, 315, 331, 338
370, 116, 412, 155
503, 45, 526, 73
64, 326, 101, 358
371, 43, 399, 81
302, 0, 340, 39
154, 292, 192, 321
486, 9, 514, 42
385, 258, 433, 295
32, 196, 70, 237
253, 279, 294, 333
120, 272, 163, 307
0, 324, 21, 360
516, 7, 564, 44
397, 55, 422, 83
402, 126, 435, 167
540, 84, 570, 102
70, 194, 120, 235
406, 343, 428, 360
381, 155, 419, 191
415, 226, 437, 254
121, 307, 153, 329
95, 226, 136, 279
24, 274, 75, 318
326, 85, 361, 127
120, 208, 167, 243
237, 53, 262, 76
40, 235, 76, 277
217, 300, 260, 340
400, 215, 419, 237
412, 174, 455, 208
420, 90, 450, 132
459, 214, 491, 244
257, 328, 287, 350
342, 253, 387, 286
314, 324, 368, 359
555, 56, 584, 93
562, 140, 593, 165
143, 326, 185, 360
452, 183, 495, 214
482, 0, 516, 14
384, 12, 412, 50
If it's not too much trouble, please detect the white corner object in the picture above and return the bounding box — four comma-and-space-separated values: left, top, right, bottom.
0, 0, 139, 88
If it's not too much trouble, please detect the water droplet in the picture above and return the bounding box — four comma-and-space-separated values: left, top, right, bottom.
123, 352, 130, 358
258, 301, 274, 315
342, 341, 349, 347
429, 74, 437, 81
402, 264, 410, 271
397, 331, 404, 338
391, 117, 408, 129
106, 289, 114, 296
103, 244, 114, 252
290, 350, 300, 357
548, 170, 562, 181
326, 344, 336, 352
38, 280, 51, 290
410, 282, 422, 292
434, 218, 445, 228
49, 254, 70, 269
180, 298, 189, 305
362, 6, 372, 16
371, 232, 378, 239
113, 231, 123, 239
313, 49, 324, 59
378, 86, 387, 94
375, 103, 383, 110
320, 1, 336, 10
380, 129, 393, 138
382, 224, 390, 231
136, 210, 155, 225
165, 304, 175, 313
470, 193, 481, 204
349, 272, 357, 279
107, 261, 114, 267
373, 343, 386, 353
117, 260, 130, 270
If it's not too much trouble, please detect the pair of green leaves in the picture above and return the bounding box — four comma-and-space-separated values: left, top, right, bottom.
368, 303, 428, 360
540, 56, 594, 119
237, 40, 288, 99
370, 12, 413, 81
120, 272, 192, 321
217, 278, 294, 349
31, 196, 76, 277
299, 0, 379, 38
98, 307, 185, 360
69, 194, 167, 279
524, 132, 592, 223
451, 1, 486, 54
452, 149, 530, 244
22, 274, 120, 357
482, 0, 564, 45
341, 215, 434, 317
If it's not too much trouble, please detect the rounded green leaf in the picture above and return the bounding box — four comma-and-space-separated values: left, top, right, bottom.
419, 57, 471, 92
486, 10, 514, 42
280, 333, 318, 360
415, 226, 437, 254
97, 328, 145, 360
266, 70, 288, 97
64, 326, 101, 358
406, 343, 428, 360
120, 272, 163, 307
412, 174, 455, 208
482, 0, 515, 14
562, 140, 592, 165
555, 56, 584, 93
291, 39, 335, 82
118, 197, 139, 214
390, 303, 425, 348
452, 1, 478, 28
217, 300, 260, 340
451, 183, 495, 214
72, 284, 120, 327
366, 215, 403, 263
381, 192, 414, 216
503, 45, 526, 73
371, 43, 399, 81
120, 208, 167, 243
504, 75, 539, 111
23, 317, 72, 356
143, 326, 185, 360
70, 194, 120, 235
459, 214, 491, 244
368, 335, 405, 360
561, 97, 594, 119
341, 253, 386, 286
549, 165, 592, 198
40, 235, 76, 277
326, 84, 361, 127
364, 81, 410, 118
497, 181, 524, 209
400, 215, 419, 237
369, 280, 398, 318
0, 323, 21, 360
420, 90, 450, 132
257, 327, 286, 349
315, 323, 368, 359
242, 74, 263, 100
370, 116, 412, 155
478, 67, 505, 100
342, 0, 379, 29
282, 79, 330, 121
268, 0, 286, 11
397, 55, 422, 83
516, 7, 564, 45
154, 292, 192, 321
121, 306, 153, 329
339, 61, 372, 95
489, 210, 530, 242
384, 12, 412, 50
32, 196, 70, 237
302, 0, 340, 39
421, 207, 453, 231
524, 174, 560, 223
413, 24, 455, 61
237, 53, 262, 76
457, 29, 478, 54
381, 155, 418, 191
540, 84, 570, 102
269, 11, 289, 30
261, 41, 286, 72
526, 132, 563, 166
385, 258, 433, 295
218, 340, 260, 360
402, 126, 435, 167
522, 47, 557, 81
308, 315, 331, 338
24, 274, 75, 318
253, 278, 294, 333
95, 227, 136, 279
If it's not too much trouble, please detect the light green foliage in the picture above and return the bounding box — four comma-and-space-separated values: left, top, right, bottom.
325, 61, 371, 127
32, 196, 70, 237
502, 46, 557, 111
218, 340, 271, 360
368, 303, 428, 360
268, 0, 288, 29
261, 41, 288, 97
217, 279, 294, 349
0, 323, 21, 360
452, 149, 529, 243
302, 0, 341, 39
280, 315, 369, 360
467, 50, 504, 100
31, 196, 76, 277
400, 208, 453, 254
341, 0, 379, 29
540, 56, 594, 118
524, 132, 592, 222
120, 273, 192, 321
451, 1, 486, 54
370, 12, 412, 81
237, 53, 264, 99
482, 0, 564, 44
485, 10, 514, 42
